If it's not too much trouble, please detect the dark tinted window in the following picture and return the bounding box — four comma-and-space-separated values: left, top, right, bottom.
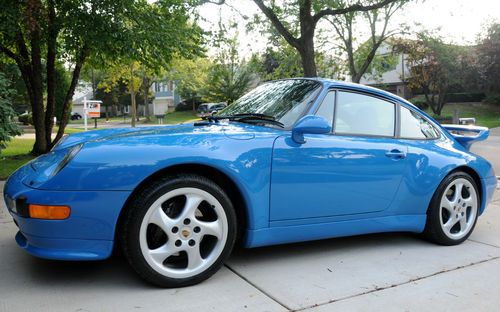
400, 106, 439, 139
335, 92, 395, 137
218, 80, 322, 128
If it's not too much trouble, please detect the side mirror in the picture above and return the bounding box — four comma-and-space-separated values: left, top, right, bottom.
292, 115, 332, 144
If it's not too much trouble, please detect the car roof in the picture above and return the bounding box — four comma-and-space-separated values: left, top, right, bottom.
281, 77, 415, 108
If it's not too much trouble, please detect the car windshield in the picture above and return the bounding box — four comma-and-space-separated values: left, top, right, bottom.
217, 79, 322, 128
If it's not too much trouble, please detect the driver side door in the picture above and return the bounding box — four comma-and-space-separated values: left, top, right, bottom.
270, 90, 407, 221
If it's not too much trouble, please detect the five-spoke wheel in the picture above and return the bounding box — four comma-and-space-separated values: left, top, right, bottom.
121, 175, 236, 287
424, 171, 479, 245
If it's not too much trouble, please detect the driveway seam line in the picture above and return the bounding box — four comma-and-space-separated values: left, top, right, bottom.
468, 238, 500, 248
293, 256, 500, 312
224, 264, 292, 311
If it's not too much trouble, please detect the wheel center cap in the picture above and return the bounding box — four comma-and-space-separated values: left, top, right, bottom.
181, 228, 191, 238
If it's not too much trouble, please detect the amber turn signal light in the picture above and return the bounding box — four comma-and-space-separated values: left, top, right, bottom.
29, 204, 71, 220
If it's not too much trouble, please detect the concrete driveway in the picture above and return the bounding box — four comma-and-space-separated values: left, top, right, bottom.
1, 133, 499, 311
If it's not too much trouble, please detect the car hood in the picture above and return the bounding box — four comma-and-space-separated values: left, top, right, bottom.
54, 122, 283, 150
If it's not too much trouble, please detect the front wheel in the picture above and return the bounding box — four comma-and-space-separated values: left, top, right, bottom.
121, 174, 237, 287
423, 171, 479, 245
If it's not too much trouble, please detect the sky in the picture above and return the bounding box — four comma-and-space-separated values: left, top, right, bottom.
197, 0, 500, 57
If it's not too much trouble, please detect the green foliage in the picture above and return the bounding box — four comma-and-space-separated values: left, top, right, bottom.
483, 93, 500, 106
0, 72, 21, 153
204, 62, 254, 104
446, 93, 486, 103
477, 23, 500, 94
167, 58, 212, 102
202, 26, 255, 104
54, 63, 71, 122
393, 32, 467, 115
354, 40, 399, 82
0, 0, 204, 153
248, 39, 343, 81
408, 95, 428, 110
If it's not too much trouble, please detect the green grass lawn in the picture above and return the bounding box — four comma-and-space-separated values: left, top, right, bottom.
1, 138, 35, 180
146, 111, 200, 125
426, 102, 500, 128
68, 111, 199, 126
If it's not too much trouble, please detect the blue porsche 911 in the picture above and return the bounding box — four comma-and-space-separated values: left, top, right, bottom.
3, 78, 497, 287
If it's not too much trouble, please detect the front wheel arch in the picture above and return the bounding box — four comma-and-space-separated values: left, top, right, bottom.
115, 163, 249, 251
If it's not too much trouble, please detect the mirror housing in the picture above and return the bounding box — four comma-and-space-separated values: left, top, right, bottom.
291, 115, 332, 144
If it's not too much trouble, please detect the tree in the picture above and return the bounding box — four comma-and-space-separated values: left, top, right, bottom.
99, 62, 143, 127
167, 58, 212, 111
0, 72, 22, 154
477, 23, 500, 94
0, 0, 203, 154
327, 0, 407, 82
248, 0, 404, 77
394, 33, 464, 115
203, 33, 255, 104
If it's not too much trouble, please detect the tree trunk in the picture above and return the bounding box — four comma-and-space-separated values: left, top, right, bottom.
131, 91, 137, 127
298, 44, 317, 77
53, 47, 88, 146
28, 0, 48, 154
143, 76, 150, 120
44, 0, 57, 149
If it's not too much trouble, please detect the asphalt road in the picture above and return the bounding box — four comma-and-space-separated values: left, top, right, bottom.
1, 131, 499, 312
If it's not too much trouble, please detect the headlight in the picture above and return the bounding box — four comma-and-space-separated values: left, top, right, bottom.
30, 144, 83, 183
50, 134, 68, 151
50, 143, 83, 178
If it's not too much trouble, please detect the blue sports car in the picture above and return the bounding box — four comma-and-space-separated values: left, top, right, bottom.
3, 78, 497, 287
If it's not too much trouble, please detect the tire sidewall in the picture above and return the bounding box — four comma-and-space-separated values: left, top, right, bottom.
426, 171, 480, 245
122, 175, 237, 287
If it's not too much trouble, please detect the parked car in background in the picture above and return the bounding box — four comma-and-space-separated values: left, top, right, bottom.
3, 78, 497, 288
196, 102, 227, 117
70, 112, 82, 120
17, 112, 33, 125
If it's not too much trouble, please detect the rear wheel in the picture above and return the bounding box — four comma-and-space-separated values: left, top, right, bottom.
423, 171, 479, 245
121, 174, 237, 287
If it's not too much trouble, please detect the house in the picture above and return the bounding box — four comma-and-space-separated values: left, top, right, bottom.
359, 42, 412, 99
71, 79, 182, 118
71, 82, 93, 116
150, 80, 182, 116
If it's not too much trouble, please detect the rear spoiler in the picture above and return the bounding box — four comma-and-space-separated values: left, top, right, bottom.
442, 124, 489, 150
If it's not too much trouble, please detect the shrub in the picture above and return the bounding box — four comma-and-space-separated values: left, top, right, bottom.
409, 95, 428, 109
445, 92, 485, 103
483, 93, 500, 105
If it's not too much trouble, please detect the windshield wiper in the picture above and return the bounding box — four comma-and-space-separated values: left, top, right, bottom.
202, 113, 284, 128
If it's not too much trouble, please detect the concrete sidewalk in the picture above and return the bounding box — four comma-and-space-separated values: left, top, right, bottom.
1, 182, 499, 311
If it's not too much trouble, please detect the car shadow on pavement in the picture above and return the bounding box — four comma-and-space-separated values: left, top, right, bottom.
17, 232, 420, 288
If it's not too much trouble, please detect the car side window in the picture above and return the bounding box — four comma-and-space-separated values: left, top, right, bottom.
315, 91, 335, 128
400, 106, 440, 139
335, 91, 395, 137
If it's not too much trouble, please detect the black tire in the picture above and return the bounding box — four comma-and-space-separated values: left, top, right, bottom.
121, 174, 237, 287
423, 171, 480, 246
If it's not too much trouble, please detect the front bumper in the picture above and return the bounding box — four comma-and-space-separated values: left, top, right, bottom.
3, 165, 131, 260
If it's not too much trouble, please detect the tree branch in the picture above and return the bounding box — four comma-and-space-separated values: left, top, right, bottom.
0, 45, 20, 62
313, 0, 401, 24
253, 0, 300, 49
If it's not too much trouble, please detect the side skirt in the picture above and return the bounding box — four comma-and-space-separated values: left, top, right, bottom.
243, 215, 426, 248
